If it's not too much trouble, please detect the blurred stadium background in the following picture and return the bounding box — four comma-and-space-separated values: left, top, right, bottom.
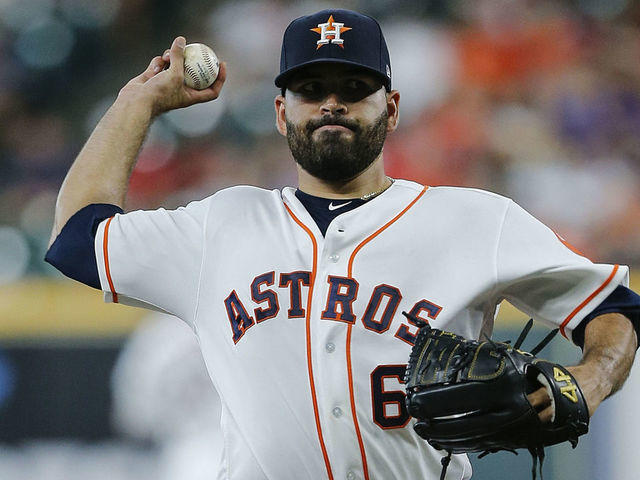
0, 0, 639, 478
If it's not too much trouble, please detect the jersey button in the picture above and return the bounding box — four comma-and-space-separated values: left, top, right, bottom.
325, 342, 335, 353
329, 254, 340, 262
332, 407, 343, 418
346, 471, 356, 480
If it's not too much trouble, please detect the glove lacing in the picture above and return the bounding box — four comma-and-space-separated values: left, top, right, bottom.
439, 451, 452, 480
485, 319, 558, 480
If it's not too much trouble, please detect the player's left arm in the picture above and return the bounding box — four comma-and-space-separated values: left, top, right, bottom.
530, 311, 637, 421
568, 312, 637, 415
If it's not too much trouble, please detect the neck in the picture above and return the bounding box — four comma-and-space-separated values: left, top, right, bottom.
297, 155, 390, 199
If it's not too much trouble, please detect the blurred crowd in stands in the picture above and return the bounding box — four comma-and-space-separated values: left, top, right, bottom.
1, 0, 640, 284
1, 2, 639, 478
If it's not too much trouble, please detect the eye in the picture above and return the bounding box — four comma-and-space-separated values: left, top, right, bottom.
301, 81, 320, 93
340, 79, 380, 102
292, 81, 326, 100
345, 79, 365, 91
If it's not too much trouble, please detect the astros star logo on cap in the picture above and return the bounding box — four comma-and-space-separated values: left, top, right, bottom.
310, 15, 352, 49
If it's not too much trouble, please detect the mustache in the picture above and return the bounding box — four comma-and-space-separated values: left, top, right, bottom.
305, 116, 360, 133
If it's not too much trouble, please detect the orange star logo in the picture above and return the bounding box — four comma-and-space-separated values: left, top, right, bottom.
311, 15, 352, 50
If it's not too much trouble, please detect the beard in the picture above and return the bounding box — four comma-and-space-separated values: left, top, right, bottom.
286, 110, 389, 182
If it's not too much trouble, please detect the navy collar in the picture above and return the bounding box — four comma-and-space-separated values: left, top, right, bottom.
295, 189, 366, 236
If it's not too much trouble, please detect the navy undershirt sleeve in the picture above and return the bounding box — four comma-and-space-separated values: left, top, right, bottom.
45, 204, 124, 289
571, 285, 640, 349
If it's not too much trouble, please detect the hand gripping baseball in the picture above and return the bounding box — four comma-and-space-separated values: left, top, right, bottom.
121, 36, 227, 117
404, 315, 589, 480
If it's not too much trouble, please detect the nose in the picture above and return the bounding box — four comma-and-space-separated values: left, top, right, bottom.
320, 92, 347, 115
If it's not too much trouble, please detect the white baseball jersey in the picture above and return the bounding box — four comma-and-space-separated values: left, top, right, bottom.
94, 179, 627, 480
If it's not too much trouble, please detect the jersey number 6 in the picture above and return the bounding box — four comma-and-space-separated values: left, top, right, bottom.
370, 364, 410, 429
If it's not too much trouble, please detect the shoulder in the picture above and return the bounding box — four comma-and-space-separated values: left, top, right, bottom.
116, 186, 284, 227
394, 180, 512, 211
191, 185, 284, 211
427, 185, 511, 205
185, 185, 291, 230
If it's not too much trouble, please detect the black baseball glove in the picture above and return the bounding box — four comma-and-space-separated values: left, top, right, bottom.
404, 313, 589, 480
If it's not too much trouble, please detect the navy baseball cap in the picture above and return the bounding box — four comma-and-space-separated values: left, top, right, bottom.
275, 9, 392, 91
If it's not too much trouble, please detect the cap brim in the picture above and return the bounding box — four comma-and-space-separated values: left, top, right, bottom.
275, 58, 391, 91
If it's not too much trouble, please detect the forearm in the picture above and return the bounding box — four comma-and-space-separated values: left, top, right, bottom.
581, 313, 637, 393
49, 36, 227, 247
569, 312, 637, 415
51, 93, 153, 243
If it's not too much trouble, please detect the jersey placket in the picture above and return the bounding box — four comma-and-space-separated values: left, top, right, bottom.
311, 217, 367, 480
283, 184, 429, 480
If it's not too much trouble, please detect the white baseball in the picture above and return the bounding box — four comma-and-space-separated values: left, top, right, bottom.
183, 43, 219, 90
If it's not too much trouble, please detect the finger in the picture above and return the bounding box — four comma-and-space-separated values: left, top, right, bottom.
162, 49, 171, 61
151, 56, 167, 74
168, 36, 186, 74
208, 61, 227, 96
183, 61, 227, 104
527, 386, 551, 409
137, 56, 165, 82
537, 405, 554, 424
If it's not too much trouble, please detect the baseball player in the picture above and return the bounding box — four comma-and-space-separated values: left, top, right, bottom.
46, 9, 639, 480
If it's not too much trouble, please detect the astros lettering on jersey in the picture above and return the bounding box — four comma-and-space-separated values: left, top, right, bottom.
94, 180, 626, 479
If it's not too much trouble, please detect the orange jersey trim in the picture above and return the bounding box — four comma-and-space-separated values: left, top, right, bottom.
284, 203, 334, 480
348, 186, 429, 272
560, 264, 620, 338
554, 231, 588, 258
346, 185, 429, 480
102, 216, 119, 303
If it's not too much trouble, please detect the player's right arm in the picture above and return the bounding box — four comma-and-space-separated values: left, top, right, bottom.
49, 36, 227, 246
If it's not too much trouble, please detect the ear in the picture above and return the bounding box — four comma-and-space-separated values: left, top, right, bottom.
274, 94, 287, 136
385, 90, 400, 133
